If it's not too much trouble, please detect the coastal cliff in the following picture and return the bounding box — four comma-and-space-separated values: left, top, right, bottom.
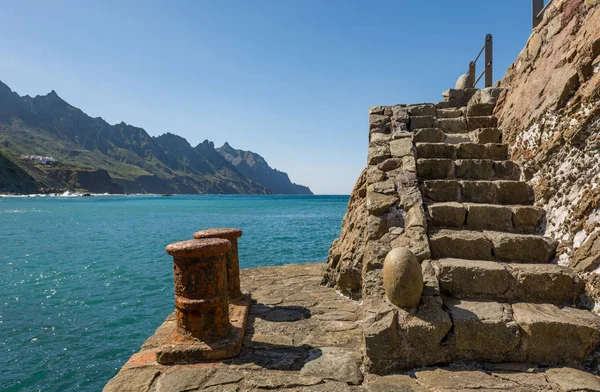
217, 142, 313, 195
494, 0, 600, 271
0, 80, 308, 195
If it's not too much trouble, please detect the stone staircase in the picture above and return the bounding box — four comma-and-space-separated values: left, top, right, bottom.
414, 100, 600, 364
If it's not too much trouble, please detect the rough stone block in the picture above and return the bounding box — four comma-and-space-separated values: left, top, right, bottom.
512, 303, 600, 363
413, 128, 446, 143
370, 114, 391, 132
471, 128, 503, 144
422, 180, 460, 202
416, 368, 520, 391
363, 311, 400, 360
512, 206, 545, 232
427, 202, 466, 227
429, 229, 494, 261
367, 166, 386, 184
461, 181, 496, 203
368, 144, 391, 165
495, 181, 532, 205
487, 232, 557, 263
445, 298, 520, 361
456, 143, 488, 159
409, 104, 436, 117
436, 117, 468, 133
455, 159, 494, 180
466, 204, 513, 231
389, 138, 414, 157
507, 264, 582, 304
370, 180, 395, 195
466, 102, 495, 117
377, 158, 402, 172
416, 159, 454, 180
416, 143, 456, 159
467, 116, 498, 131
445, 133, 472, 144
436, 108, 463, 118
410, 115, 435, 130
401, 296, 452, 356
367, 189, 398, 215
437, 259, 509, 298
493, 161, 521, 180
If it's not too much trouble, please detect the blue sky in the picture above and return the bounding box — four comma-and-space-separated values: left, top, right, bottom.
0, 1, 534, 194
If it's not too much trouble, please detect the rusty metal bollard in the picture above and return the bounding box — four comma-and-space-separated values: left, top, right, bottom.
193, 228, 243, 299
165, 238, 231, 341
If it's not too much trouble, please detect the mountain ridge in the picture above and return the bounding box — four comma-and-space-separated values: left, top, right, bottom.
217, 142, 313, 195
0, 80, 311, 195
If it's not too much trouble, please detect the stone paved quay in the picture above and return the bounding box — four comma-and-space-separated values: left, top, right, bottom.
104, 263, 600, 391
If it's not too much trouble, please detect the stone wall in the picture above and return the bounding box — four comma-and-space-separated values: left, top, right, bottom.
495, 0, 600, 273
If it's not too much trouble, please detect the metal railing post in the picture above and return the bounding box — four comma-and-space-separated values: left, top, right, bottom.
533, 0, 544, 29
468, 61, 476, 88
484, 34, 493, 88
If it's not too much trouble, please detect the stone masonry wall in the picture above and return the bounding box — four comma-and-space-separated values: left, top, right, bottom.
495, 0, 600, 276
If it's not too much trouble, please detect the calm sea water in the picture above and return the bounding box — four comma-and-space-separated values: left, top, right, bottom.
0, 194, 348, 392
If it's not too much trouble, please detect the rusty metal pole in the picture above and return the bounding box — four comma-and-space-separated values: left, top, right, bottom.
533, 0, 544, 29
468, 61, 476, 88
194, 228, 243, 299
485, 34, 493, 88
165, 238, 231, 341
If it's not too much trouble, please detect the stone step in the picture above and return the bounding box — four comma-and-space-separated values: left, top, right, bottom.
427, 202, 545, 233
417, 159, 521, 181
434, 259, 582, 304
428, 229, 557, 263
436, 117, 467, 133
422, 180, 533, 205
416, 143, 508, 160
466, 102, 495, 117
467, 116, 498, 131
443, 298, 600, 363
413, 127, 503, 145
436, 108, 463, 118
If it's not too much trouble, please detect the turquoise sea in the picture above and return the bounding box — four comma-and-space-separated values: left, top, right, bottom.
0, 194, 349, 392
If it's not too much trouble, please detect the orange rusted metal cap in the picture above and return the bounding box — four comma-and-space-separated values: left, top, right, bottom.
193, 228, 243, 241
166, 238, 230, 258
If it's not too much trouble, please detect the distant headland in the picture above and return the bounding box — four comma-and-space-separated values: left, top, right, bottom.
0, 80, 312, 195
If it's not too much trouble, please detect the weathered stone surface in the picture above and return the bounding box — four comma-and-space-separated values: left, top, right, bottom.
389, 138, 413, 158
467, 115, 498, 130
413, 128, 445, 143
154, 367, 215, 392
370, 180, 395, 195
364, 374, 429, 392
445, 298, 520, 360
437, 258, 509, 298
429, 229, 494, 260
410, 115, 435, 130
456, 143, 506, 160
493, 160, 521, 180
487, 231, 557, 263
415, 368, 520, 390
466, 102, 495, 117
436, 108, 463, 118
436, 117, 468, 133
512, 205, 545, 232
573, 230, 600, 272
422, 180, 460, 202
401, 296, 453, 359
367, 190, 398, 215
545, 367, 600, 392
323, 169, 366, 299
470, 127, 503, 144
104, 368, 161, 392
460, 180, 497, 203
416, 158, 454, 180
416, 143, 456, 159
382, 248, 423, 308
368, 144, 390, 165
512, 302, 600, 363
427, 202, 466, 227
455, 159, 494, 180
377, 158, 402, 172
494, 180, 532, 205
506, 264, 582, 304
466, 204, 513, 231
301, 347, 363, 385
408, 104, 436, 117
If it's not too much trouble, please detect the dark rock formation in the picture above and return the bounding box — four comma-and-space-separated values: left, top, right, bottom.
0, 80, 279, 194
217, 142, 313, 195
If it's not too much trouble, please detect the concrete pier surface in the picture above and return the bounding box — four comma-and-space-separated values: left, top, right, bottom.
104, 263, 600, 391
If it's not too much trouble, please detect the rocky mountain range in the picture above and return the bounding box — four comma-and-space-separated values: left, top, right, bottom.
217, 142, 312, 195
0, 80, 312, 195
